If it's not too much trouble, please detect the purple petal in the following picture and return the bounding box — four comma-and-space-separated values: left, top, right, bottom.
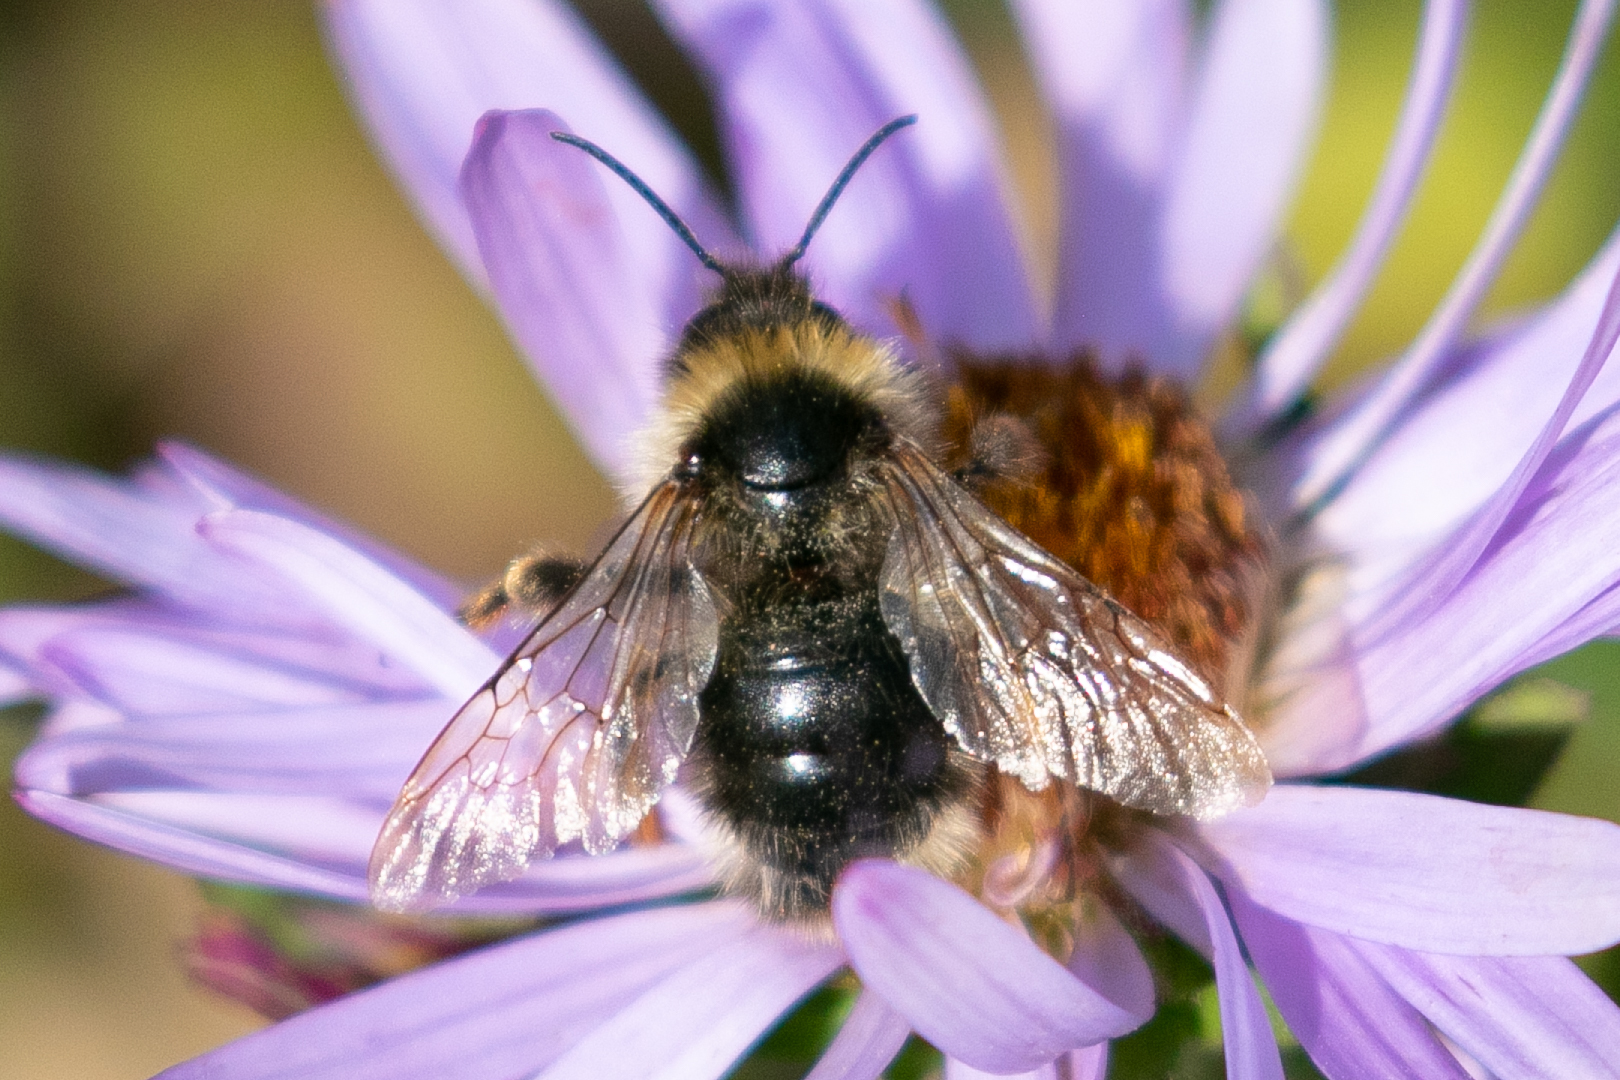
1309, 224, 1620, 616
803, 991, 910, 1080
535, 924, 842, 1080
1239, 0, 1468, 426
321, 0, 731, 289
1155, 0, 1329, 377
17, 788, 712, 914
653, 0, 1038, 352
1227, 889, 1473, 1079
16, 701, 443, 800
1357, 944, 1620, 1080
199, 509, 497, 700
461, 109, 675, 476
1293, 0, 1619, 507
156, 901, 751, 1079
1195, 785, 1620, 955
1111, 829, 1284, 1080
155, 441, 466, 612
1062, 893, 1156, 1023
1009, 0, 1191, 364
0, 661, 29, 706
1347, 399, 1620, 761
945, 1045, 1108, 1080
0, 455, 301, 623
832, 860, 1142, 1074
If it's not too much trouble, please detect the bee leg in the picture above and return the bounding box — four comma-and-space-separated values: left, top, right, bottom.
954, 413, 1047, 492
459, 549, 587, 630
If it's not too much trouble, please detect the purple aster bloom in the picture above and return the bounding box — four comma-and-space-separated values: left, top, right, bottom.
7, 0, 1620, 1077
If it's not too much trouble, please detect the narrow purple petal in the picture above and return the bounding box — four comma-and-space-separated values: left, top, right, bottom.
1155, 0, 1330, 377
833, 860, 1142, 1074
803, 991, 910, 1080
15, 701, 443, 801
1348, 399, 1620, 760
1228, 889, 1473, 1079
17, 788, 713, 914
1112, 829, 1284, 1080
156, 902, 750, 1079
155, 441, 465, 612
1355, 942, 1620, 1080
1310, 224, 1620, 614
199, 509, 497, 700
653, 0, 1038, 352
321, 0, 731, 291
1009, 0, 1191, 364
536, 924, 842, 1080
1350, 246, 1620, 648
944, 1059, 1057, 1080
1240, 0, 1468, 426
1293, 0, 1619, 507
0, 455, 300, 622
1195, 786, 1620, 955
461, 109, 674, 476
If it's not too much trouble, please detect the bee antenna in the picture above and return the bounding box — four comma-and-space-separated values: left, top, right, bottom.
550, 130, 728, 276
779, 115, 918, 268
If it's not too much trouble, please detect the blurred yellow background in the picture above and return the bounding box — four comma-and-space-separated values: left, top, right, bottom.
1, 1, 1617, 1076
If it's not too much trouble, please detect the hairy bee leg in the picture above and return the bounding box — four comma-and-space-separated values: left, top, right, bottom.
459, 550, 588, 630
954, 413, 1047, 492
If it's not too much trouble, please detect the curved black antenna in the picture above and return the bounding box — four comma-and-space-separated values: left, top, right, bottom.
779, 114, 918, 268
550, 130, 728, 276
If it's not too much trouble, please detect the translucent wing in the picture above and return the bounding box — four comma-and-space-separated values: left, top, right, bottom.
370, 483, 717, 912
879, 446, 1270, 820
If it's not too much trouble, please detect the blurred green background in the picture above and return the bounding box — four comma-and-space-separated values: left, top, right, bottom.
1, 1, 1618, 1077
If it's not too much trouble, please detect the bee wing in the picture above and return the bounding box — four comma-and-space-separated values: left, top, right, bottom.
878, 446, 1270, 820
369, 483, 717, 912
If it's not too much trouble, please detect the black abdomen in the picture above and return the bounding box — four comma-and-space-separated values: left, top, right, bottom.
692, 588, 968, 918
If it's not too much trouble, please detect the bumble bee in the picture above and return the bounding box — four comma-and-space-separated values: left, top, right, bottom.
369, 117, 1271, 922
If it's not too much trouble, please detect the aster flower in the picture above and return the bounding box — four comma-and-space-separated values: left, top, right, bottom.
7, 1, 1620, 1078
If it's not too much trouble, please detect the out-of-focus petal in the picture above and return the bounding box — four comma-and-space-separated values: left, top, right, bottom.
1155, 0, 1329, 377
1293, 0, 1619, 507
535, 924, 842, 1080
156, 902, 751, 1080
0, 455, 300, 623
1227, 889, 1473, 1078
199, 509, 497, 701
1009, 0, 1190, 364
1062, 896, 1156, 1024
16, 789, 712, 914
1355, 942, 1620, 1080
946, 1046, 1109, 1080
1346, 398, 1620, 761
321, 0, 730, 290
0, 661, 29, 706
1240, 0, 1469, 426
1111, 829, 1284, 1080
832, 860, 1142, 1074
652, 0, 1038, 352
1311, 223, 1620, 612
460, 109, 670, 475
1195, 786, 1620, 955
803, 991, 910, 1080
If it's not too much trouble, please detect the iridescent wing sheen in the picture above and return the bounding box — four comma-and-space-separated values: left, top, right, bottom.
369, 483, 717, 912
878, 446, 1270, 820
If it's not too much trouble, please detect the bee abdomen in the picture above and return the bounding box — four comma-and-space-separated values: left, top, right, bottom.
691, 598, 971, 918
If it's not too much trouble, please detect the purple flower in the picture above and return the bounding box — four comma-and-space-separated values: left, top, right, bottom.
7, 0, 1620, 1077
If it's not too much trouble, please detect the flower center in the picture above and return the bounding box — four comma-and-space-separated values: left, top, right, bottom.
942, 353, 1269, 944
